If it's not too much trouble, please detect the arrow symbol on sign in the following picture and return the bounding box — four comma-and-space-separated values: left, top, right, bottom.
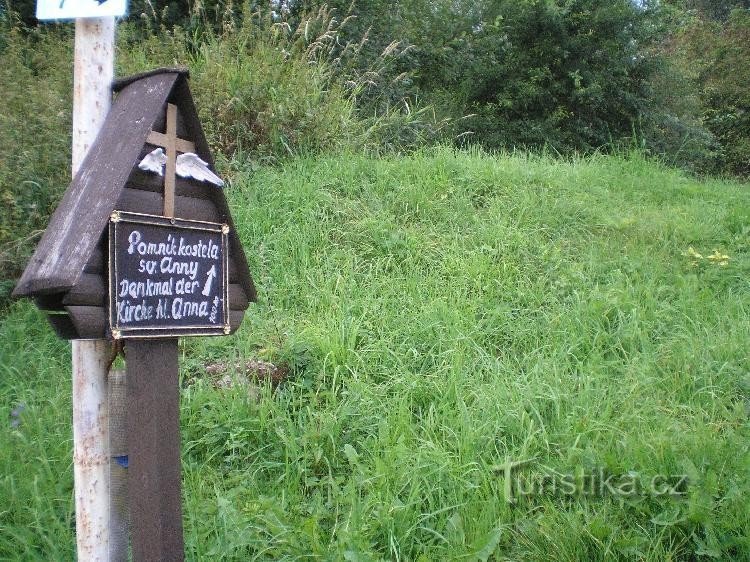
59, 0, 109, 6
202, 265, 217, 297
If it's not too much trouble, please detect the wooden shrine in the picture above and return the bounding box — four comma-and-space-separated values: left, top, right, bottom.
13, 68, 256, 560
13, 68, 256, 337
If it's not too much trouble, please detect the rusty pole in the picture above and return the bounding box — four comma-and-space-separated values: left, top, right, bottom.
71, 17, 115, 561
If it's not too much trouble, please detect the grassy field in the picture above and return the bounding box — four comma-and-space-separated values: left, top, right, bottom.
1, 148, 748, 560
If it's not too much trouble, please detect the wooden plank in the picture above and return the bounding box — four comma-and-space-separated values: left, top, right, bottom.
147, 130, 195, 154
127, 166, 209, 200
229, 284, 249, 310
63, 273, 106, 306
112, 67, 188, 92
229, 310, 245, 333
176, 106, 191, 139
142, 88, 194, 140
229, 261, 240, 285
126, 339, 184, 561
34, 294, 65, 311
12, 72, 181, 297
83, 241, 106, 275
65, 305, 107, 339
163, 104, 178, 218
46, 312, 80, 339
116, 188, 222, 222
152, 105, 166, 137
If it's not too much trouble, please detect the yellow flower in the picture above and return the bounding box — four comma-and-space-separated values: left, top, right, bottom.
686, 246, 703, 260
706, 249, 730, 266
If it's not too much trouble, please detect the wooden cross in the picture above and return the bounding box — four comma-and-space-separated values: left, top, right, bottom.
146, 103, 195, 218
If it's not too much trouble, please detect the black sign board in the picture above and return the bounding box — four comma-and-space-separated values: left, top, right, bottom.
109, 211, 229, 338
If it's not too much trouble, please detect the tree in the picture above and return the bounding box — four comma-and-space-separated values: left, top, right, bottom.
693, 9, 750, 175
663, 0, 750, 22
298, 0, 665, 153
659, 4, 750, 175
431, 0, 662, 152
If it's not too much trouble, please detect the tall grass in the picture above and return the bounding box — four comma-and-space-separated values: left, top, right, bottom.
0, 23, 73, 295
2, 149, 748, 559
117, 4, 448, 161
0, 3, 445, 302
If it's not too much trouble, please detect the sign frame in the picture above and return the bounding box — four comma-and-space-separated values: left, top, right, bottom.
108, 210, 230, 339
36, 0, 128, 20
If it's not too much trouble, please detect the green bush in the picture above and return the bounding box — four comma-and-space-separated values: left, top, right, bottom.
701, 10, 750, 177
641, 42, 719, 175
664, 7, 750, 177
450, 0, 662, 153
302, 0, 668, 155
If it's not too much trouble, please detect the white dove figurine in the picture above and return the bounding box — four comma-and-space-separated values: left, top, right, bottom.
176, 153, 225, 187
138, 147, 167, 176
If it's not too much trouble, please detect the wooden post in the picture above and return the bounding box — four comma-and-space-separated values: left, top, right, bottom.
126, 340, 184, 560
71, 16, 115, 562
124, 100, 193, 560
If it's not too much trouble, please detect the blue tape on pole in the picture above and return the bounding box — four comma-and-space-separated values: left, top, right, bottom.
114, 455, 129, 468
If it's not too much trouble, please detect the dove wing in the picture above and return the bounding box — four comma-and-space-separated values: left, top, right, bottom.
138, 148, 167, 176
176, 153, 225, 187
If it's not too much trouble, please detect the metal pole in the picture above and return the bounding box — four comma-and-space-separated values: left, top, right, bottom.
71, 17, 115, 562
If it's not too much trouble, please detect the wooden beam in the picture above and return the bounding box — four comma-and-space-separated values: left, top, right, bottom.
62, 274, 106, 306
117, 187, 222, 222
127, 339, 184, 561
164, 104, 178, 218
127, 167, 208, 200
65, 305, 107, 338
147, 131, 195, 154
